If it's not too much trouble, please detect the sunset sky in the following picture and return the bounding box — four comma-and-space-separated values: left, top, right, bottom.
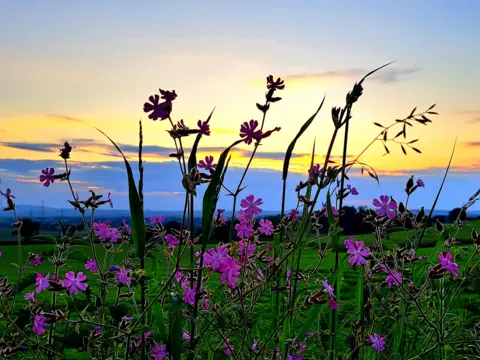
0, 1, 479, 212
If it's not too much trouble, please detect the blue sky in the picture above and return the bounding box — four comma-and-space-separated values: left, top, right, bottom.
0, 1, 479, 211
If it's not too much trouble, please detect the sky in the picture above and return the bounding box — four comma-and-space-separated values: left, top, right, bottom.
0, 1, 479, 212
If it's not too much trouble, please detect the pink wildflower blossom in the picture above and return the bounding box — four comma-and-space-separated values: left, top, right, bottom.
438, 252, 459, 278
369, 333, 386, 352
39, 167, 55, 187
258, 219, 274, 235
372, 195, 397, 220
85, 259, 99, 273
33, 315, 48, 335
151, 343, 168, 360
347, 241, 371, 266
63, 271, 88, 295
240, 120, 262, 145
240, 194, 263, 218
35, 273, 50, 293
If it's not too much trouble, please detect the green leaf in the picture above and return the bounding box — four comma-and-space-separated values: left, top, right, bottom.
97, 128, 146, 259
282, 97, 325, 181
169, 292, 183, 360
280, 313, 291, 359
187, 107, 216, 174
15, 272, 36, 294
67, 250, 89, 262
153, 302, 168, 344
356, 267, 365, 323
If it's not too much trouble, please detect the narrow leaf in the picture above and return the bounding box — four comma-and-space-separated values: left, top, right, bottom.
188, 107, 216, 173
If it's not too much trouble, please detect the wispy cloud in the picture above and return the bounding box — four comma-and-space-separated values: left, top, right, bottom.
0, 142, 59, 152
458, 110, 480, 124
465, 141, 480, 147
47, 114, 86, 124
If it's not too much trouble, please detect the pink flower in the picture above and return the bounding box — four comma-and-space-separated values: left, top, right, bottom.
252, 339, 259, 350
372, 195, 397, 220
150, 215, 166, 225
344, 236, 355, 250
39, 167, 55, 187
183, 287, 196, 305
321, 202, 339, 217
151, 343, 168, 360
240, 120, 262, 145
369, 333, 386, 352
237, 209, 250, 222
165, 234, 179, 248
438, 252, 459, 278
110, 228, 121, 243
183, 330, 191, 340
204, 246, 230, 272
223, 338, 235, 356
138, 331, 152, 345
347, 184, 359, 195
235, 221, 254, 239
308, 164, 322, 179
266, 75, 285, 91
59, 141, 72, 160
322, 280, 335, 298
416, 179, 425, 188
122, 220, 131, 234
286, 269, 292, 278
24, 292, 35, 302
116, 267, 132, 285
29, 254, 42, 266
257, 268, 264, 281
198, 156, 216, 171
347, 241, 371, 267
327, 298, 339, 310
63, 271, 88, 295
85, 259, 99, 273
93, 222, 111, 240
220, 257, 241, 289
143, 93, 173, 121
385, 271, 403, 288
240, 194, 263, 218
197, 120, 210, 136
238, 240, 256, 259
33, 315, 48, 335
258, 219, 274, 235
94, 326, 101, 337
35, 273, 50, 293
289, 209, 299, 219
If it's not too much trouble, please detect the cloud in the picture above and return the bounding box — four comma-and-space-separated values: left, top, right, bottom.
0, 142, 59, 152
283, 67, 421, 85
458, 110, 480, 124
465, 141, 480, 147
47, 114, 86, 124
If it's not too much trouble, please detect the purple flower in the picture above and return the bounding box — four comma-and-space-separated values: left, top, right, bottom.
223, 338, 235, 356
110, 228, 121, 243
59, 142, 72, 160
305, 332, 313, 338
220, 257, 241, 289
203, 245, 229, 272
238, 240, 256, 259
235, 221, 254, 238
347, 241, 371, 267
183, 287, 196, 305
347, 184, 359, 195
308, 164, 322, 179
183, 330, 191, 340
327, 298, 339, 310
198, 156, 216, 171
286, 269, 292, 278
93, 222, 111, 240
240, 194, 263, 218
372, 195, 397, 220
322, 280, 335, 298
0, 251, 2, 258
438, 252, 459, 278
122, 316, 133, 322
385, 271, 403, 288
369, 333, 386, 352
35, 273, 50, 293
151, 343, 168, 360
63, 271, 88, 295
165, 234, 180, 248
252, 339, 260, 350
150, 215, 166, 225
240, 120, 262, 145
344, 236, 355, 250
197, 120, 210, 136
137, 331, 152, 345
116, 267, 132, 285
258, 219, 274, 235
143, 92, 174, 121
290, 209, 299, 219
24, 292, 35, 302
85, 259, 99, 273
33, 315, 48, 335
29, 254, 42, 266
39, 168, 55, 187
122, 220, 131, 234
321, 202, 339, 217
266, 75, 285, 91
416, 179, 425, 188
257, 268, 264, 281
94, 326, 102, 337
109, 265, 119, 272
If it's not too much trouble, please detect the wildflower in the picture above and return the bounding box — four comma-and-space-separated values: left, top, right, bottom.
109, 227, 121, 243
258, 219, 274, 235
122, 316, 133, 322
174, 271, 184, 283
151, 343, 168, 360
240, 194, 263, 218
438, 252, 459, 278
385, 271, 403, 288
372, 195, 397, 220
266, 75, 285, 91
85, 259, 99, 273
220, 257, 241, 289
109, 265, 119, 272
347, 241, 371, 267
252, 339, 260, 351
322, 280, 335, 298
183, 287, 195, 305
308, 164, 322, 179
116, 267, 132, 285
235, 221, 254, 238
369, 333, 386, 352
416, 179, 425, 187
0, 251, 2, 258
107, 192, 113, 208
39, 168, 55, 187
344, 236, 355, 250
63, 271, 88, 295
24, 292, 35, 302
122, 220, 131, 234
150, 215, 166, 225
59, 141, 72, 159
138, 331, 152, 345
94, 326, 101, 337
223, 338, 235, 356
257, 268, 264, 281
347, 184, 359, 195
290, 209, 299, 219
143, 91, 174, 121
183, 330, 191, 340
93, 222, 111, 240
327, 298, 339, 310
35, 273, 50, 293
287, 269, 292, 278
305, 332, 313, 338
197, 120, 210, 136
321, 202, 339, 217
165, 234, 180, 248
198, 156, 216, 171
33, 315, 48, 335
29, 254, 42, 266
240, 120, 262, 145
238, 240, 256, 259
237, 209, 250, 222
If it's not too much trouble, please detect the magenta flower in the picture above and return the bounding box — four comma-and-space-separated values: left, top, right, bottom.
235, 221, 254, 238
438, 252, 459, 278
150, 215, 166, 225
183, 287, 196, 305
252, 339, 260, 350
372, 195, 397, 220
137, 331, 152, 345
322, 280, 335, 298
257, 268, 264, 281
344, 236, 355, 250
116, 267, 132, 285
33, 315, 48, 335
0, 251, 2, 258
287, 269, 292, 278
183, 330, 191, 340
385, 271, 403, 288
308, 164, 322, 179
63, 271, 88, 295
197, 120, 210, 136
305, 332, 313, 338
240, 120, 262, 145
238, 240, 256, 259
321, 202, 339, 217
347, 241, 371, 267
237, 209, 249, 222
143, 91, 174, 121
290, 209, 299, 219
94, 222, 111, 240
39, 167, 55, 187
122, 220, 131, 234
220, 257, 241, 289
29, 254, 42, 266
266, 75, 285, 91
327, 298, 339, 310
416, 179, 425, 188
240, 194, 263, 218
347, 184, 359, 195
223, 338, 235, 356
204, 245, 230, 272
151, 343, 168, 360
94, 326, 101, 337
258, 219, 274, 235
35, 273, 50, 293
174, 271, 184, 283
85, 259, 99, 273
369, 333, 386, 352
24, 292, 35, 302
165, 234, 180, 248
198, 156, 216, 171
